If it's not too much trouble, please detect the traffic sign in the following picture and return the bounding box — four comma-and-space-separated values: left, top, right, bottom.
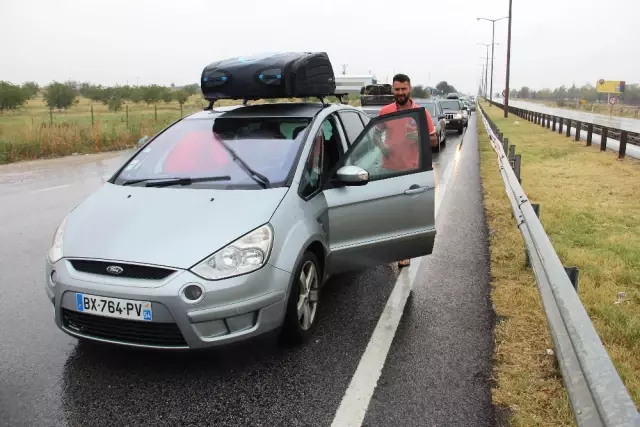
502, 90, 506, 97
609, 97, 618, 105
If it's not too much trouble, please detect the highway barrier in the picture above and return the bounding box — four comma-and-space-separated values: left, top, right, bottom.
478, 102, 640, 427
485, 99, 640, 159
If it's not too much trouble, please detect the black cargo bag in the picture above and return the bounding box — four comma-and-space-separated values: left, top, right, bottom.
201, 52, 336, 101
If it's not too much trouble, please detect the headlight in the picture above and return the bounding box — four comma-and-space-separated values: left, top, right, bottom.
455, 113, 462, 119
48, 216, 68, 264
191, 224, 274, 280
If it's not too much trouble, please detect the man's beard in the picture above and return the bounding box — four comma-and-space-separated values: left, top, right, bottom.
394, 93, 411, 105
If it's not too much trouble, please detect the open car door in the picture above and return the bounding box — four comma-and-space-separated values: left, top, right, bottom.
323, 107, 437, 274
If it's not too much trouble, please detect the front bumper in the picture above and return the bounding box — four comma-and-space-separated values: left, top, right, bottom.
445, 118, 465, 129
45, 257, 291, 350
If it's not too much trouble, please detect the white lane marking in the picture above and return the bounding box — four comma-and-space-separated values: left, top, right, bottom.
31, 184, 71, 193
330, 133, 464, 427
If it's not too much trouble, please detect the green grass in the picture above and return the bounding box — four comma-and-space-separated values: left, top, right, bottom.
479, 102, 640, 426
0, 95, 361, 164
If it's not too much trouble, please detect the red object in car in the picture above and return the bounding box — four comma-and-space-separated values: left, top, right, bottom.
163, 130, 230, 174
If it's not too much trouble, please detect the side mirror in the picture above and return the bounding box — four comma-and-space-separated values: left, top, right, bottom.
336, 165, 369, 186
137, 135, 149, 147
438, 115, 446, 120
462, 106, 468, 110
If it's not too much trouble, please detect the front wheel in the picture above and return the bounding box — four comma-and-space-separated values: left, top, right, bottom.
280, 251, 321, 345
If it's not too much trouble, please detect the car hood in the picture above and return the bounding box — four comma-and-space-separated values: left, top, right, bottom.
62, 183, 289, 269
442, 109, 462, 113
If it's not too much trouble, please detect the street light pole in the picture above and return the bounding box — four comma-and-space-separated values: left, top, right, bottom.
478, 42, 497, 100
504, 0, 513, 118
490, 23, 495, 102
477, 16, 509, 102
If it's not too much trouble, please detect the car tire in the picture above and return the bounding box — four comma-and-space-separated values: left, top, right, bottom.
280, 251, 321, 345
457, 126, 464, 134
441, 132, 447, 145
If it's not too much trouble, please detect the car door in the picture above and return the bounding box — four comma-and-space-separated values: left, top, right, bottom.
322, 107, 437, 274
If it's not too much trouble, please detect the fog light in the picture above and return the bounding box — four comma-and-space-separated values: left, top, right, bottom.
181, 283, 205, 303
50, 270, 57, 286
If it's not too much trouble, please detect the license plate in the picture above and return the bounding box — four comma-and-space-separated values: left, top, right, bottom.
75, 293, 153, 321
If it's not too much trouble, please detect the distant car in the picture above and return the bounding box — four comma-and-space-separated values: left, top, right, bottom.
413, 98, 447, 152
437, 98, 468, 134
460, 97, 476, 112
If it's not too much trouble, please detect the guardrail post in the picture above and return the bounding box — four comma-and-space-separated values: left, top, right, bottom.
566, 119, 572, 137
508, 144, 516, 161
619, 131, 628, 158
601, 127, 608, 151
575, 122, 581, 141
587, 123, 593, 146
514, 154, 522, 183
564, 266, 579, 292
558, 118, 564, 134
546, 115, 551, 129
536, 113, 541, 125
552, 116, 557, 131
541, 114, 546, 128
525, 204, 541, 267
498, 132, 504, 142
503, 138, 509, 154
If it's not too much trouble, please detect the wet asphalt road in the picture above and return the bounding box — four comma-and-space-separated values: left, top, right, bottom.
0, 115, 494, 427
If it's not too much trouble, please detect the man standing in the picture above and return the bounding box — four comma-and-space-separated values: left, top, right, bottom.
377, 73, 438, 267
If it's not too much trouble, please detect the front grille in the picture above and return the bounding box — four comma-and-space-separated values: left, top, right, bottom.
69, 259, 175, 280
445, 113, 455, 120
62, 309, 188, 347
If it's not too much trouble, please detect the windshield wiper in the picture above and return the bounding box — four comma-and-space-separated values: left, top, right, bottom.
214, 138, 270, 189
121, 176, 231, 187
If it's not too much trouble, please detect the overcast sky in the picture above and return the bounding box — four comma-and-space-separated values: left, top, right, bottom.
2, 0, 638, 95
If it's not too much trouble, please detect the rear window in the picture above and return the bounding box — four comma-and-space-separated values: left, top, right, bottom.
114, 116, 311, 189
416, 102, 436, 116
439, 100, 461, 110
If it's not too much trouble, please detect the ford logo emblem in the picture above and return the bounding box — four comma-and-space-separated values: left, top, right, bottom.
106, 265, 124, 275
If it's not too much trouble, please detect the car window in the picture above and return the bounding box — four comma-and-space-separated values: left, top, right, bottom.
344, 113, 423, 181
358, 111, 371, 126
439, 100, 460, 110
114, 116, 311, 189
337, 111, 365, 145
415, 102, 436, 117
299, 129, 324, 198
299, 116, 342, 198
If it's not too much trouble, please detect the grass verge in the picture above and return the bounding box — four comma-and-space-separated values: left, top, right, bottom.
478, 103, 640, 425
0, 95, 361, 165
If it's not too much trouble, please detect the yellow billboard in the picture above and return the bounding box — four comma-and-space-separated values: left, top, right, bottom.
596, 79, 625, 94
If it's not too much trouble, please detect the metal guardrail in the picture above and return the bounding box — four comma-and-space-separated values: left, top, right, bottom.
485, 99, 640, 158
477, 102, 640, 427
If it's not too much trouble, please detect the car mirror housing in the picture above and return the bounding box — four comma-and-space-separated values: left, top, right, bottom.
336, 165, 369, 186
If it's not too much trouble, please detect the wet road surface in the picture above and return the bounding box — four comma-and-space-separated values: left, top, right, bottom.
0, 115, 495, 427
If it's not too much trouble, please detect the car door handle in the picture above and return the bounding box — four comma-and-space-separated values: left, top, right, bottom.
404, 185, 433, 195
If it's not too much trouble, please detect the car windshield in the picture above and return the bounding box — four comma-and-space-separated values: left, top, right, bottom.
113, 116, 311, 189
415, 102, 436, 116
440, 100, 461, 110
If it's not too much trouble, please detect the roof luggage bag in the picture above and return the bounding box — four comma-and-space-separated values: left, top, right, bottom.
200, 52, 337, 101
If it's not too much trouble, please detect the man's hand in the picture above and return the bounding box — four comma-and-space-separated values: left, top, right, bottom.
429, 132, 438, 147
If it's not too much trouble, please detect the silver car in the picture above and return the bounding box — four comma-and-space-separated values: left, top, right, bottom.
44, 101, 437, 350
